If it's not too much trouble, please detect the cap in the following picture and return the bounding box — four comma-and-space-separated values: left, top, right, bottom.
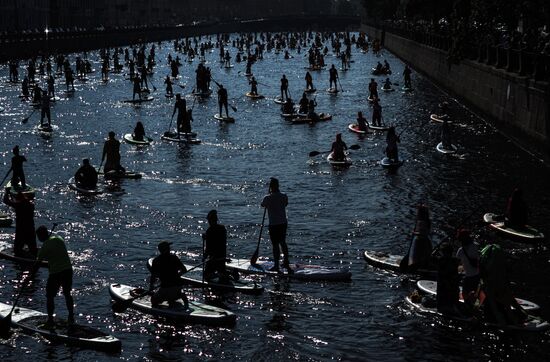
157, 241, 172, 252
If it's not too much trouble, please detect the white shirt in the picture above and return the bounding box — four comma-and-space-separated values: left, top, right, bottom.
261, 191, 288, 226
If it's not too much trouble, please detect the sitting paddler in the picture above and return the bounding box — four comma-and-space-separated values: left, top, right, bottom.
479, 243, 528, 325
307, 98, 319, 122
385, 126, 400, 161
133, 121, 146, 141
298, 93, 309, 114
282, 97, 295, 115
35, 225, 75, 326
74, 159, 98, 190
504, 188, 528, 229
402, 204, 433, 271
330, 133, 348, 161
436, 243, 461, 315
383, 59, 391, 73
102, 131, 125, 174
374, 61, 382, 73
149, 241, 188, 309
202, 210, 229, 282
357, 111, 369, 132
3, 187, 36, 257
382, 78, 392, 90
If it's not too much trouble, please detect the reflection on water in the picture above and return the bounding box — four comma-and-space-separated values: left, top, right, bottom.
0, 32, 549, 360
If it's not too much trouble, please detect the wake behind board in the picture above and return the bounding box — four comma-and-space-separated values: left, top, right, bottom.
0, 302, 121, 352
436, 142, 457, 154
214, 114, 235, 123
483, 213, 544, 241
109, 284, 236, 326
416, 280, 540, 312
380, 157, 403, 168
123, 96, 154, 104
327, 152, 352, 168
123, 133, 153, 145
5, 181, 35, 198
225, 258, 351, 282
405, 295, 549, 332
100, 170, 142, 180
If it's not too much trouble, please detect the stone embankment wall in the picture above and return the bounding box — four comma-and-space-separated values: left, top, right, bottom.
362, 24, 550, 153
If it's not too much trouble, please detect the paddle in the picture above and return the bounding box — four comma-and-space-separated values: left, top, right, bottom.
0, 169, 12, 188
250, 208, 267, 265
97, 159, 103, 173
337, 76, 344, 92
430, 209, 480, 256
0, 223, 57, 337
309, 144, 360, 157
22, 110, 36, 124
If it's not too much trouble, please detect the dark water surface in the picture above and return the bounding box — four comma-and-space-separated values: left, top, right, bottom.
0, 33, 549, 361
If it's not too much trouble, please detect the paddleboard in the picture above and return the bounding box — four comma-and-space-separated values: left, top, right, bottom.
273, 97, 286, 105
123, 133, 153, 145
416, 280, 540, 312
436, 142, 457, 154
483, 213, 544, 241
348, 123, 369, 135
405, 296, 549, 332
165, 93, 174, 98
327, 152, 352, 167
224, 65, 234, 69
123, 96, 154, 104
369, 124, 390, 131
402, 86, 413, 92
380, 157, 403, 168
291, 113, 332, 124
0, 214, 12, 227
0, 246, 47, 268
304, 88, 316, 94
367, 96, 376, 103
381, 87, 395, 92
109, 284, 236, 326
161, 132, 201, 144
281, 112, 297, 118
245, 92, 265, 99
225, 258, 352, 282
49, 96, 61, 102
214, 114, 235, 123
326, 88, 339, 94
5, 181, 35, 198
192, 89, 212, 97
430, 114, 451, 124
0, 106, 5, 112
0, 302, 121, 352
68, 177, 103, 196
36, 124, 54, 134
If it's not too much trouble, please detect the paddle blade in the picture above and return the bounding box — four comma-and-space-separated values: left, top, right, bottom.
309, 151, 321, 157
230, 105, 238, 113
21, 117, 29, 124
250, 249, 259, 266
0, 315, 12, 338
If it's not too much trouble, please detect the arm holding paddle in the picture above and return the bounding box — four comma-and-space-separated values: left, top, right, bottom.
309, 144, 360, 157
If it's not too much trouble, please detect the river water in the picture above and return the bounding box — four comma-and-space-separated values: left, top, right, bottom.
0, 32, 549, 361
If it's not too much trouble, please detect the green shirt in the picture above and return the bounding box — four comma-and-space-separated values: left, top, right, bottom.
37, 236, 72, 274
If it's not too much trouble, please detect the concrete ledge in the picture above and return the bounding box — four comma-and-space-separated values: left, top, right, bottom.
361, 24, 550, 158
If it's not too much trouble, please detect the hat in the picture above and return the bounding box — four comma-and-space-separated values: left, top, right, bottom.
157, 241, 172, 252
